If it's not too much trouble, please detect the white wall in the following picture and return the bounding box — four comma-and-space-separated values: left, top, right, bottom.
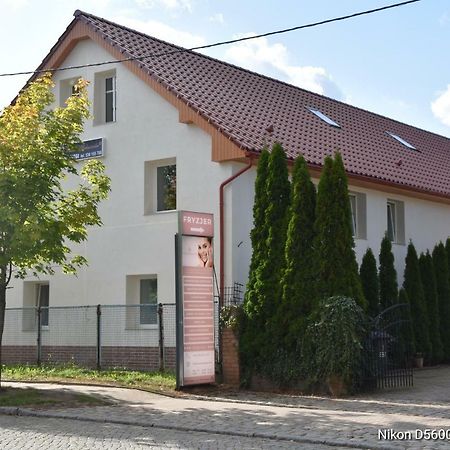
229, 166, 450, 290
7, 38, 232, 310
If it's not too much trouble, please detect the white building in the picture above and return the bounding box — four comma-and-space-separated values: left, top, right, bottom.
4, 10, 450, 369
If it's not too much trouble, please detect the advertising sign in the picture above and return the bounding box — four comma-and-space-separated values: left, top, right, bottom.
70, 138, 104, 161
176, 211, 215, 387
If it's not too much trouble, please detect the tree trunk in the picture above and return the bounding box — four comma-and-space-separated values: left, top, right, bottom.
0, 264, 9, 390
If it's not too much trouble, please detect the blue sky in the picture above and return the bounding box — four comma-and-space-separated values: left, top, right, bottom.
1, 0, 450, 137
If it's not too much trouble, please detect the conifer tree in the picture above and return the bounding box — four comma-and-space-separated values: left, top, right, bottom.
419, 251, 443, 364
280, 155, 316, 347
379, 235, 398, 311
360, 248, 379, 317
398, 288, 415, 357
243, 148, 270, 319
241, 149, 270, 373
255, 143, 291, 324
432, 242, 450, 361
403, 242, 431, 357
445, 237, 450, 285
314, 152, 365, 308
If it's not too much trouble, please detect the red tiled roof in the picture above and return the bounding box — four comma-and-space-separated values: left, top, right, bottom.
55, 11, 450, 197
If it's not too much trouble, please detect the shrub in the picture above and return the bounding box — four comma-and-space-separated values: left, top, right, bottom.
303, 296, 367, 391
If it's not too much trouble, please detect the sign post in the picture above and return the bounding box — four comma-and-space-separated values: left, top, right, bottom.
175, 211, 215, 388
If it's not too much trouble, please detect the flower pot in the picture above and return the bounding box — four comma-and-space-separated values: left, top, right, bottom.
414, 356, 424, 369
327, 375, 346, 397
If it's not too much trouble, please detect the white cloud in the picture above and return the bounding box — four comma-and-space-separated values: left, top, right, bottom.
223, 34, 340, 98
135, 0, 193, 13
431, 85, 450, 127
209, 13, 224, 24
439, 11, 449, 26
112, 16, 206, 47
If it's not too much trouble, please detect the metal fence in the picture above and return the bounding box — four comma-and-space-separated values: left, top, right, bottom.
2, 302, 220, 372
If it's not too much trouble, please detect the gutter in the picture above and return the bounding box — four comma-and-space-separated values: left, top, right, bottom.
219, 154, 254, 307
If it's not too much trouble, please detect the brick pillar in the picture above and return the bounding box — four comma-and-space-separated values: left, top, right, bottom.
222, 327, 240, 386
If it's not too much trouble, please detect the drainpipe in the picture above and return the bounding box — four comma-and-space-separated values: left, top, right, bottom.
219, 154, 254, 308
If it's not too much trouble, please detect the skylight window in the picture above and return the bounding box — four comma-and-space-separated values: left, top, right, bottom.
307, 108, 340, 128
386, 132, 416, 150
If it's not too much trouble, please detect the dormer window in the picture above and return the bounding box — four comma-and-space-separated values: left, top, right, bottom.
386, 132, 416, 150
307, 108, 340, 128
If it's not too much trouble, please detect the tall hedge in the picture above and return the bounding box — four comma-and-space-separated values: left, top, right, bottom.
314, 152, 365, 308
241, 143, 290, 377
419, 251, 443, 364
359, 248, 379, 317
432, 242, 450, 361
379, 235, 398, 311
398, 288, 415, 357
403, 242, 431, 357
243, 148, 270, 321
280, 155, 316, 348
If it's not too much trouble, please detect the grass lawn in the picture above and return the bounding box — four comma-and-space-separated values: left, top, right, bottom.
2, 365, 176, 395
0, 386, 110, 408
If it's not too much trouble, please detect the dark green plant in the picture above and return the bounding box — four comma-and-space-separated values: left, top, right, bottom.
403, 242, 431, 357
379, 235, 398, 310
280, 155, 316, 349
303, 296, 366, 390
314, 153, 365, 308
419, 251, 443, 364
243, 148, 270, 320
432, 242, 450, 361
398, 288, 416, 357
360, 248, 379, 317
240, 143, 290, 378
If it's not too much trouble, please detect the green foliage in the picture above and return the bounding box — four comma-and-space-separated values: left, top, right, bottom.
432, 242, 450, 361
359, 248, 379, 317
241, 144, 290, 377
403, 242, 431, 356
314, 152, 365, 308
243, 148, 270, 320
303, 296, 366, 389
280, 155, 316, 349
398, 288, 416, 356
0, 75, 110, 281
379, 235, 398, 310
419, 251, 443, 364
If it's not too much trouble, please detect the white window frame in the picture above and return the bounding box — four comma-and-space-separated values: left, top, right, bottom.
36, 283, 49, 329
144, 158, 177, 215
348, 191, 367, 240
349, 194, 357, 237
105, 76, 116, 123
387, 201, 397, 243
386, 199, 405, 245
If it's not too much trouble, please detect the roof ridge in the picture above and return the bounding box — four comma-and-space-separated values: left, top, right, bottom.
73, 10, 450, 143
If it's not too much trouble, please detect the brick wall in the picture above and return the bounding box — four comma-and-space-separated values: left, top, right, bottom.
221, 328, 240, 385
1, 345, 176, 372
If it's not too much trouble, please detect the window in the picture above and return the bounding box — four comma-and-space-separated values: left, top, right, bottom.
144, 158, 177, 214
140, 279, 158, 325
386, 132, 416, 150
157, 165, 177, 211
349, 192, 367, 240
59, 77, 81, 107
387, 199, 405, 244
105, 76, 116, 123
94, 70, 116, 124
307, 107, 340, 128
37, 284, 49, 327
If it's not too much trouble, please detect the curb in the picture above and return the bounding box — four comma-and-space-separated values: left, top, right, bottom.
0, 406, 397, 450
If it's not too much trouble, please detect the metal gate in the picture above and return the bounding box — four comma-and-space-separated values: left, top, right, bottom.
361, 303, 413, 390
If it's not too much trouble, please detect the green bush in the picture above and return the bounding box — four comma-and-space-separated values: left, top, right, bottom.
303, 296, 366, 390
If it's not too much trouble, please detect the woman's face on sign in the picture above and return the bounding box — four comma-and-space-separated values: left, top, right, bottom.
198, 238, 210, 263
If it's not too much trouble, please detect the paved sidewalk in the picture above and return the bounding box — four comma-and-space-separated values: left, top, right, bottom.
2, 366, 450, 449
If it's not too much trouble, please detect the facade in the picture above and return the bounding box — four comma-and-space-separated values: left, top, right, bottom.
4, 11, 450, 369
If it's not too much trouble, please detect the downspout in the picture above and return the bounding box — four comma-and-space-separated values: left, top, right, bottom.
219, 154, 254, 308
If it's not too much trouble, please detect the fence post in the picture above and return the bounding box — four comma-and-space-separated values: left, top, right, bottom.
158, 303, 164, 372
96, 304, 102, 370
36, 306, 42, 367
